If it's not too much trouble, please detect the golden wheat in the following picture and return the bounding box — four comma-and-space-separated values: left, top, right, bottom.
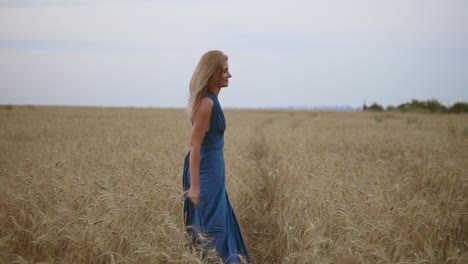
0, 106, 467, 263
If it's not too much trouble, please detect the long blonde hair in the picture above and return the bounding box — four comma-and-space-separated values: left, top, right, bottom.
188, 50, 228, 121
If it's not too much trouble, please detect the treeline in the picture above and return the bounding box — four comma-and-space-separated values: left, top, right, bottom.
364, 99, 468, 113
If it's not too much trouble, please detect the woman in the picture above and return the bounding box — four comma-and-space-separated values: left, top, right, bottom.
182, 50, 250, 263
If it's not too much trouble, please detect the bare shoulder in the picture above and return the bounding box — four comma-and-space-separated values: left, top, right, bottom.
194, 97, 214, 119
197, 97, 214, 113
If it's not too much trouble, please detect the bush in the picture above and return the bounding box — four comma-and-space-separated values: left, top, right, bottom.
426, 99, 447, 113
396, 99, 450, 113
373, 115, 384, 123
449, 102, 468, 113
368, 103, 384, 112
386, 105, 396, 112
396, 103, 410, 112
366, 99, 467, 114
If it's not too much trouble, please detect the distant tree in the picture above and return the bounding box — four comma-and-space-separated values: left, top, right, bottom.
386, 105, 396, 112
426, 99, 447, 113
396, 103, 410, 112
368, 103, 384, 112
396, 99, 441, 113
411, 99, 425, 108
449, 102, 468, 113
409, 99, 428, 112
363, 99, 467, 114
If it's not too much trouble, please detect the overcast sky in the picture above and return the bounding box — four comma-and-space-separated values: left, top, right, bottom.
0, 0, 467, 109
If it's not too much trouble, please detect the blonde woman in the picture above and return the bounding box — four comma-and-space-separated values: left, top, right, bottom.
182, 50, 250, 263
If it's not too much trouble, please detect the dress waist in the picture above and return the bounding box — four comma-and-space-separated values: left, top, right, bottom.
201, 137, 224, 152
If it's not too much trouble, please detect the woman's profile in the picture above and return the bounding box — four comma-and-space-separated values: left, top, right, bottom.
182, 50, 250, 263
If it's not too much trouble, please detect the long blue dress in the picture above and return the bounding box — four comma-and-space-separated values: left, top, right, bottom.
183, 91, 250, 263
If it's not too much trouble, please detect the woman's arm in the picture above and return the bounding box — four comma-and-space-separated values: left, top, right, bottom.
187, 97, 213, 206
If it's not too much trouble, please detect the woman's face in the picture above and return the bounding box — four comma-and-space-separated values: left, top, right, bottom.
219, 61, 232, 88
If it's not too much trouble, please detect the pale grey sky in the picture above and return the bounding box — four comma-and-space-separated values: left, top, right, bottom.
1, 0, 467, 108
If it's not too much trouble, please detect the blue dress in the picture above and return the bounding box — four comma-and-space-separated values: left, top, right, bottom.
183, 91, 250, 263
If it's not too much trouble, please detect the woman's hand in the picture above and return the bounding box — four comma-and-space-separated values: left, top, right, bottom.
187, 186, 200, 206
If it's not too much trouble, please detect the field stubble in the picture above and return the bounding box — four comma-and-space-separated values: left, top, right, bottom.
0, 107, 467, 263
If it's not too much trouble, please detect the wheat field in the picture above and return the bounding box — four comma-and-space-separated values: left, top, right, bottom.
0, 106, 467, 263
